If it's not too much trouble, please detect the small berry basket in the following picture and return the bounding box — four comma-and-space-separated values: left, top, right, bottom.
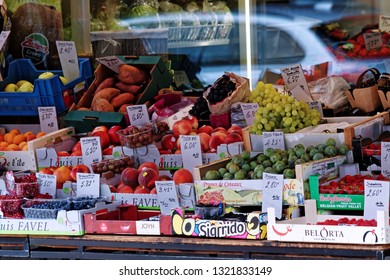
21, 199, 68, 219
116, 124, 153, 149
0, 195, 25, 219
5, 171, 40, 199
91, 155, 136, 175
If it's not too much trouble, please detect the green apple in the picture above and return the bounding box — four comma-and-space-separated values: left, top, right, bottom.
38, 72, 55, 79
59, 76, 68, 84
4, 83, 18, 92
18, 81, 34, 92
16, 80, 30, 88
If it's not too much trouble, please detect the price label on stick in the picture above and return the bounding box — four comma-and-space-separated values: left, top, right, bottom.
241, 103, 259, 126
36, 173, 57, 197
76, 173, 100, 197
262, 172, 284, 219
180, 135, 202, 176
280, 64, 311, 96
308, 101, 324, 117
364, 179, 389, 220
38, 106, 59, 133
262, 131, 285, 151
363, 32, 383, 50
56, 41, 79, 82
81, 137, 102, 168
155, 180, 180, 215
126, 105, 150, 126
381, 142, 390, 178
96, 56, 125, 73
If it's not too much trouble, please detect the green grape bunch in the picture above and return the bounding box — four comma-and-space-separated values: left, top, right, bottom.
249, 82, 321, 134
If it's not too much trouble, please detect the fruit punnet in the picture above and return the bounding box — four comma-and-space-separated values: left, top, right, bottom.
249, 82, 321, 134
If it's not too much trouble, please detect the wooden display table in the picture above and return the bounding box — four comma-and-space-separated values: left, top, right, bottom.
0, 235, 29, 258
24, 235, 390, 260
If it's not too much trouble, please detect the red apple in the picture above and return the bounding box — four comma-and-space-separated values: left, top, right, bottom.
183, 115, 199, 130
56, 151, 70, 156
172, 119, 192, 138
91, 130, 110, 149
107, 125, 122, 145
109, 185, 117, 193
121, 167, 139, 188
134, 185, 151, 194
150, 187, 157, 194
92, 125, 108, 134
70, 164, 91, 182
39, 167, 55, 175
160, 133, 177, 152
118, 185, 134, 194
71, 150, 82, 156
138, 167, 159, 189
157, 174, 172, 181
209, 132, 227, 152
138, 162, 159, 174
72, 141, 81, 153
102, 145, 114, 156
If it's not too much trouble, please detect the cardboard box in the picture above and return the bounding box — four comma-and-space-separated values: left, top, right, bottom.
171, 207, 268, 239
267, 199, 390, 244
0, 201, 117, 236
68, 56, 172, 133
84, 204, 171, 235
243, 113, 389, 152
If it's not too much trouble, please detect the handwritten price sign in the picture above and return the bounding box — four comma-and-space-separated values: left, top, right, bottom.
96, 56, 125, 73
364, 179, 389, 220
262, 172, 284, 219
308, 101, 324, 117
38, 106, 59, 133
155, 181, 180, 215
81, 137, 102, 168
363, 32, 383, 50
126, 104, 150, 126
280, 64, 310, 95
241, 103, 259, 126
381, 142, 390, 178
180, 135, 202, 176
56, 41, 79, 82
76, 173, 100, 197
36, 173, 57, 197
262, 131, 285, 151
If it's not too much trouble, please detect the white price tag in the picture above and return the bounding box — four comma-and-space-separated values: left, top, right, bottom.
38, 106, 59, 133
381, 142, 390, 178
81, 137, 103, 168
364, 179, 390, 220
308, 101, 324, 117
262, 131, 285, 151
155, 180, 180, 215
56, 41, 79, 82
262, 172, 284, 219
240, 103, 259, 126
36, 173, 57, 197
280, 64, 310, 95
379, 15, 390, 33
76, 173, 100, 197
0, 31, 10, 50
126, 105, 150, 126
180, 135, 202, 176
363, 32, 383, 51
96, 56, 125, 73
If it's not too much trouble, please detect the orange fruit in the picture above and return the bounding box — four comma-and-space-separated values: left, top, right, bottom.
22, 145, 29, 151
18, 141, 27, 148
6, 144, 21, 151
0, 141, 8, 148
24, 131, 35, 137
9, 128, 21, 135
26, 134, 36, 142
0, 134, 4, 142
36, 131, 46, 138
4, 133, 15, 144
13, 134, 26, 145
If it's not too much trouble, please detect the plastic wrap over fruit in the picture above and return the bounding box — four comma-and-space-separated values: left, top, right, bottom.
204, 72, 250, 115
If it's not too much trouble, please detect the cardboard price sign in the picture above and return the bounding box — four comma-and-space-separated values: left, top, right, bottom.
363, 32, 383, 50
155, 181, 180, 215
381, 142, 390, 178
36, 173, 57, 197
262, 172, 284, 219
280, 64, 310, 96
96, 56, 125, 73
364, 179, 390, 220
56, 41, 79, 82
308, 101, 323, 117
126, 104, 150, 126
241, 103, 259, 126
180, 135, 202, 176
379, 15, 390, 33
81, 137, 102, 168
76, 173, 100, 197
262, 131, 285, 151
38, 106, 59, 133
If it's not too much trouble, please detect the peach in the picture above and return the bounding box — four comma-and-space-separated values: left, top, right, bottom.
183, 115, 199, 130
209, 133, 226, 152
176, 137, 181, 150
71, 150, 82, 156
227, 124, 243, 137
6, 144, 21, 151
173, 168, 194, 185
53, 166, 72, 184
198, 132, 211, 152
134, 185, 151, 194
121, 167, 139, 188
70, 164, 91, 182
118, 185, 134, 194
9, 128, 21, 135
224, 131, 243, 144
36, 132, 46, 138
39, 167, 55, 175
12, 134, 26, 145
26, 134, 37, 142
160, 133, 177, 152
157, 174, 172, 181
212, 127, 227, 134
150, 187, 157, 194
197, 125, 213, 135
72, 141, 82, 153
172, 119, 192, 138
57, 151, 71, 156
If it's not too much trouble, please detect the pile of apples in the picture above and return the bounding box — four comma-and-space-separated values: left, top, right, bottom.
111, 162, 194, 195
158, 115, 244, 154
3, 72, 68, 93
0, 128, 46, 151
56, 125, 123, 157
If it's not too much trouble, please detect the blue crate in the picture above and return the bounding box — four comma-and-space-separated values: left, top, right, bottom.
0, 58, 93, 116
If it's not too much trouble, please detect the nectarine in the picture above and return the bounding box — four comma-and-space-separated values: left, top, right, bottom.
173, 168, 194, 185
160, 134, 177, 152
172, 119, 192, 138
138, 162, 159, 174
121, 167, 139, 188
224, 131, 243, 144
197, 125, 213, 135
198, 132, 211, 152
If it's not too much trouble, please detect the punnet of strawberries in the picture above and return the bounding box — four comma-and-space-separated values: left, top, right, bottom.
319, 173, 389, 195
316, 217, 380, 226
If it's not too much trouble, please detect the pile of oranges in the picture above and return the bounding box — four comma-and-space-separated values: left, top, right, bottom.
0, 129, 46, 151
